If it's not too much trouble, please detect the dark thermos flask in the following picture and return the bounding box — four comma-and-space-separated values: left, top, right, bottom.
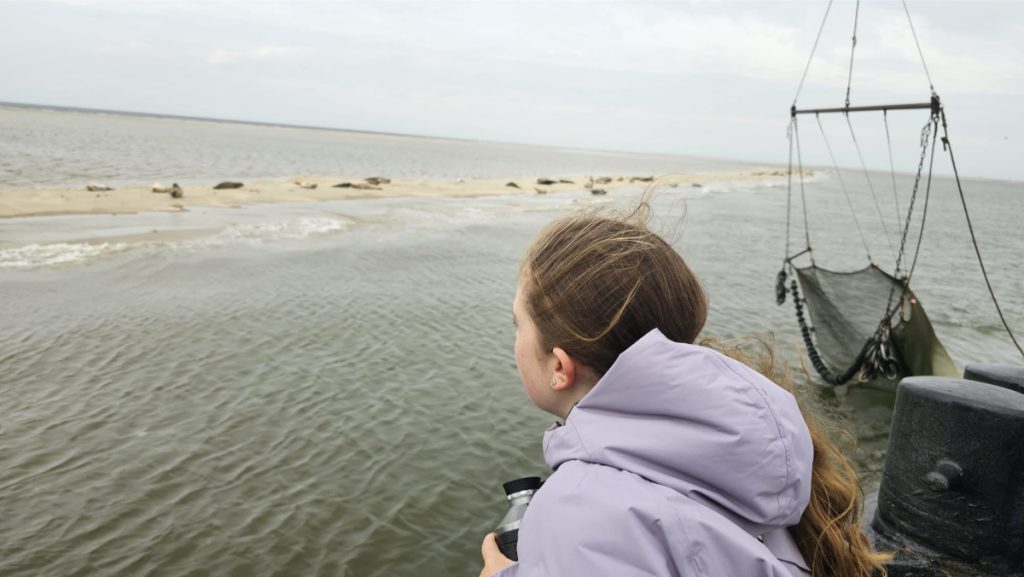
494, 476, 542, 561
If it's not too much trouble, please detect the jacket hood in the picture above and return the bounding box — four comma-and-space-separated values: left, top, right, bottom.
543, 328, 813, 532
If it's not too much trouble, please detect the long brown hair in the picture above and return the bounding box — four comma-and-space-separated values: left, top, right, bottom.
520, 212, 890, 577
521, 212, 707, 375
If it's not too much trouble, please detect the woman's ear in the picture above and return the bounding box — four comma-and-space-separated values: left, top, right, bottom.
550, 347, 576, 391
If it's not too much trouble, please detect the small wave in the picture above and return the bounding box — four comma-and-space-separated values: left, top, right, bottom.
695, 172, 829, 195
0, 217, 350, 269
0, 242, 133, 269
188, 217, 350, 247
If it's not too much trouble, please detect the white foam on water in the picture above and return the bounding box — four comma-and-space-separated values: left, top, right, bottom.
0, 217, 351, 269
386, 203, 514, 230
0, 242, 134, 269
187, 217, 350, 248
694, 171, 829, 195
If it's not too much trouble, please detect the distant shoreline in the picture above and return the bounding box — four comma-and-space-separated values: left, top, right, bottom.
0, 171, 796, 219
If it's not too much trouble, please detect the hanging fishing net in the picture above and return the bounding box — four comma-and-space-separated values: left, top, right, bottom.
777, 0, 1023, 386
793, 264, 957, 383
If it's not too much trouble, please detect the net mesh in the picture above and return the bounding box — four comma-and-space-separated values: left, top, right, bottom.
795, 264, 957, 379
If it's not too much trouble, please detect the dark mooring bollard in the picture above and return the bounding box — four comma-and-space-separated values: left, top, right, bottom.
864, 375, 1024, 577
964, 362, 1024, 395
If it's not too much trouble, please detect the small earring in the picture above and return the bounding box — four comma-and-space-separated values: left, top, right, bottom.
548, 377, 557, 387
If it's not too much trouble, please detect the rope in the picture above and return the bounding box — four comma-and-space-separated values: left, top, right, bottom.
846, 114, 897, 262
793, 0, 835, 106
785, 119, 795, 260
794, 119, 813, 258
878, 116, 935, 331
780, 119, 800, 307
903, 0, 936, 94
883, 111, 903, 233
939, 110, 1024, 359
845, 0, 860, 108
816, 114, 872, 261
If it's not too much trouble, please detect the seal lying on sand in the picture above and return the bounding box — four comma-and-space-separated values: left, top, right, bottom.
152, 183, 184, 198
213, 181, 244, 189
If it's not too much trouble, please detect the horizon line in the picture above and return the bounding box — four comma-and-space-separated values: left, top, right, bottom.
2, 100, 1017, 184
0, 99, 743, 166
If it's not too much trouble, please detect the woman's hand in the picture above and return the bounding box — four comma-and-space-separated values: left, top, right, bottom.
479, 533, 515, 577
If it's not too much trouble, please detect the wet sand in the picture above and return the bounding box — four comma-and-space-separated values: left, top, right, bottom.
0, 170, 795, 219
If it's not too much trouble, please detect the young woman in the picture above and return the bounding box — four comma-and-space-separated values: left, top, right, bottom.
479, 213, 889, 577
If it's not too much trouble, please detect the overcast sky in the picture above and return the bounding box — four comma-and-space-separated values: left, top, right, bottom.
2, 1, 1022, 180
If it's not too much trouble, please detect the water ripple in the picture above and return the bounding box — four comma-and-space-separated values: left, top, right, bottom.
0, 175, 1020, 577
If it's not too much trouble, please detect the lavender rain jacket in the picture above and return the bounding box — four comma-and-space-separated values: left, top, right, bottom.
497, 329, 814, 577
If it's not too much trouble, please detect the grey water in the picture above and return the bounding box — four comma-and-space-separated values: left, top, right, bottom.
1, 107, 1022, 577
0, 104, 747, 188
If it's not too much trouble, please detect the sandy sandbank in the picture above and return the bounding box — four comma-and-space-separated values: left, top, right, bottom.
0, 170, 797, 219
